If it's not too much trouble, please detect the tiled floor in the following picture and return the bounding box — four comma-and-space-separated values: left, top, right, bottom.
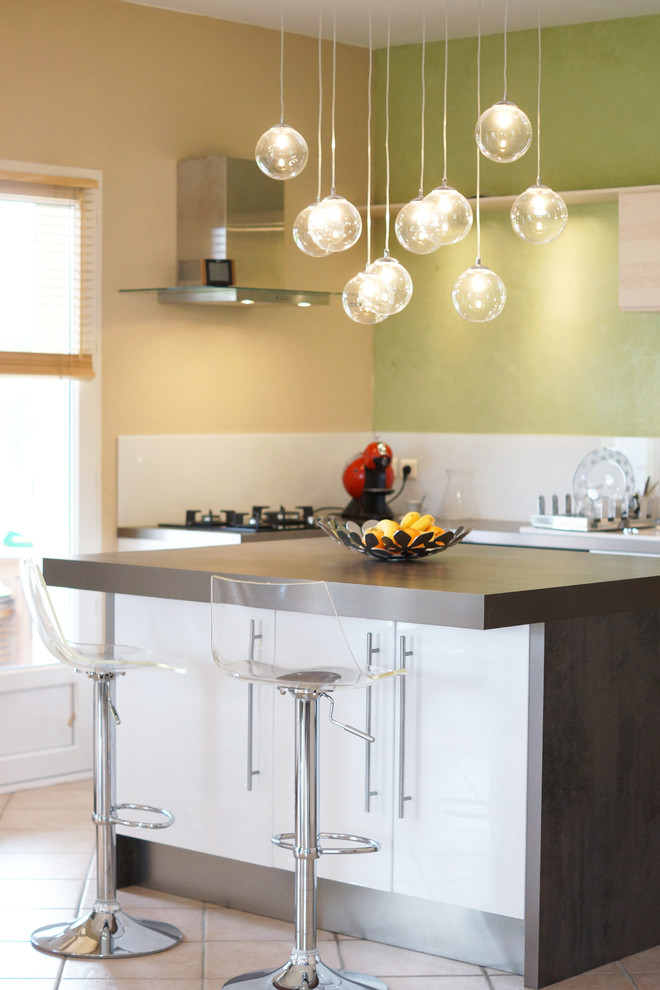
1, 780, 659, 990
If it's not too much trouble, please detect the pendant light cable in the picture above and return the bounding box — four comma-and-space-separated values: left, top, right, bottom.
441, 0, 448, 185
366, 0, 373, 263
502, 0, 509, 101
384, 0, 392, 255
279, 5, 285, 123
535, 0, 542, 184
476, 0, 482, 264
330, 0, 337, 194
418, 3, 427, 197
316, 5, 323, 202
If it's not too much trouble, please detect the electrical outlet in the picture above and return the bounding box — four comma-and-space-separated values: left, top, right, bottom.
400, 457, 418, 480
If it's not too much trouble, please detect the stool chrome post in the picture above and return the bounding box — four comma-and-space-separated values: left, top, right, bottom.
31, 670, 183, 959
224, 688, 386, 990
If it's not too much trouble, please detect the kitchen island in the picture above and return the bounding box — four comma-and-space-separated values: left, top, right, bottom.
44, 539, 660, 988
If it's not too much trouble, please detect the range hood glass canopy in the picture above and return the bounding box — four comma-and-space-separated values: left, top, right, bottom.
120, 155, 334, 307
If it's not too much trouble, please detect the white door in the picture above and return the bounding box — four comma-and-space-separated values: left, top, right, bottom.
0, 376, 99, 792
392, 622, 530, 920
114, 595, 275, 867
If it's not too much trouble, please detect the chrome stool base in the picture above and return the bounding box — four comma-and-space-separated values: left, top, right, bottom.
31, 904, 183, 959
223, 958, 387, 990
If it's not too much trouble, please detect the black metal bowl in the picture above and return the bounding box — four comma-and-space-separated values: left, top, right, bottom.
317, 516, 471, 561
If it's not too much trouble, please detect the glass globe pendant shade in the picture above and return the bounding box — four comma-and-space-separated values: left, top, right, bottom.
255, 123, 309, 180
394, 198, 441, 255
452, 264, 506, 322
342, 270, 392, 324
422, 184, 474, 246
475, 101, 532, 163
307, 193, 362, 253
510, 183, 568, 244
292, 203, 331, 257
367, 255, 413, 316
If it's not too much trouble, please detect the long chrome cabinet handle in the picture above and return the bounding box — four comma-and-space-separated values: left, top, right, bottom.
247, 619, 262, 792
364, 632, 379, 813
398, 635, 413, 818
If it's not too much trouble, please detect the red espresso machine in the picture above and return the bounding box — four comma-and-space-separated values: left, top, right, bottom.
341, 441, 395, 522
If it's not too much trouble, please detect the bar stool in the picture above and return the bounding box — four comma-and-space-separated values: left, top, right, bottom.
20, 558, 188, 959
211, 574, 403, 990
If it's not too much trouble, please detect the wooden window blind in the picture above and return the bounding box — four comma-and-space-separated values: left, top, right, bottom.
0, 169, 99, 378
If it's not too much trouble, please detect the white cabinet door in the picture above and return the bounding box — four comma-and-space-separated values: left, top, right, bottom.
114, 595, 275, 867
272, 616, 396, 892
393, 622, 529, 920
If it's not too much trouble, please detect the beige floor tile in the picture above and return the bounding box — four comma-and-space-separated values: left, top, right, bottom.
204, 938, 341, 979
60, 939, 202, 979
0, 828, 94, 853
630, 976, 660, 989
0, 792, 10, 814
205, 905, 295, 942
0, 851, 92, 880
0, 906, 78, 941
0, 806, 95, 831
339, 940, 484, 977
0, 982, 55, 990
622, 946, 660, 973
489, 974, 525, 990
61, 981, 203, 989
0, 877, 83, 909
80, 881, 201, 911
387, 980, 490, 990
0, 938, 63, 978
7, 780, 93, 809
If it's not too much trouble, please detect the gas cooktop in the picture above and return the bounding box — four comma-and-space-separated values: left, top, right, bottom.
159, 505, 318, 533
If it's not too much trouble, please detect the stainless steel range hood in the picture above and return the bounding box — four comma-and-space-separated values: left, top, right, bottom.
173, 156, 331, 307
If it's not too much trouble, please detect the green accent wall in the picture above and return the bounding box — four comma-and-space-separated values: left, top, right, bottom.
372, 15, 660, 436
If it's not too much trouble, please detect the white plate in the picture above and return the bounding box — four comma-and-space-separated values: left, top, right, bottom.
572, 447, 635, 507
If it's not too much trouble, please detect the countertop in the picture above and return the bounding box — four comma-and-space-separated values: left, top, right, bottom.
44, 536, 660, 631
463, 518, 660, 553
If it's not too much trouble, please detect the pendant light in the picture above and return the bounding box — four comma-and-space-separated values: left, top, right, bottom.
394, 5, 441, 255
510, 0, 567, 243
343, 0, 391, 323
475, 2, 532, 164
367, 0, 412, 316
293, 9, 331, 257
308, 2, 362, 254
453, 2, 506, 323
420, 1, 473, 248
255, 8, 309, 180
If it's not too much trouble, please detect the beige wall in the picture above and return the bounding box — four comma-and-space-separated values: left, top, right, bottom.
0, 0, 372, 544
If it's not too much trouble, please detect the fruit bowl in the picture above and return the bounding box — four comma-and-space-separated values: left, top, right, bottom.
317, 514, 471, 561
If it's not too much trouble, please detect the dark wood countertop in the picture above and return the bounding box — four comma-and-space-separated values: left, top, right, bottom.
43, 536, 660, 630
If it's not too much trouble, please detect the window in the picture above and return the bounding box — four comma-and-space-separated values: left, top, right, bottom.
0, 168, 99, 378
0, 161, 102, 667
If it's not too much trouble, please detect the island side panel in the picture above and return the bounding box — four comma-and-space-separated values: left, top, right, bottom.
529, 608, 660, 988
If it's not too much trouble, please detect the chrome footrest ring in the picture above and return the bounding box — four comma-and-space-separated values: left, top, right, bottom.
93, 803, 175, 830
272, 831, 380, 855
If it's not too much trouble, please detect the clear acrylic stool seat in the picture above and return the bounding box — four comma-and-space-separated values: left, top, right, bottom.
212, 575, 403, 990
20, 558, 188, 959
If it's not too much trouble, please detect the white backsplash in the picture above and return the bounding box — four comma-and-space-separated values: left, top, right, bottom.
117, 432, 660, 526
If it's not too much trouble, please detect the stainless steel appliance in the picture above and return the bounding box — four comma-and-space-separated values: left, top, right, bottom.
159, 505, 318, 534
